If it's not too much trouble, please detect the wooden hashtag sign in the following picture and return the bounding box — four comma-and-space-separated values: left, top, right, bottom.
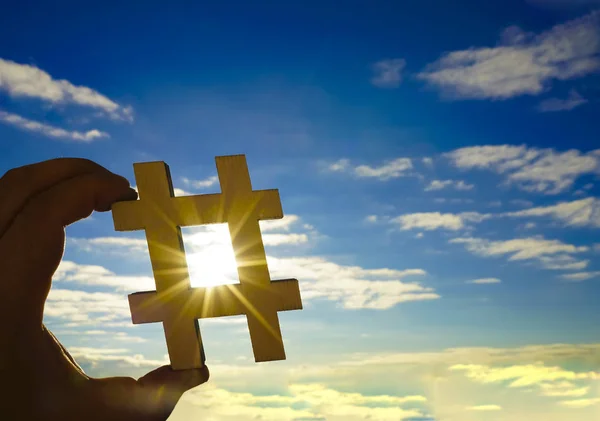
111, 155, 302, 370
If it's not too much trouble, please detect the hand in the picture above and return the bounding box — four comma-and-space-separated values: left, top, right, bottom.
0, 158, 209, 421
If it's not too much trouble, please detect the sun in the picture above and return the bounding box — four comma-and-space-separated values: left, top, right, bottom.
184, 224, 240, 288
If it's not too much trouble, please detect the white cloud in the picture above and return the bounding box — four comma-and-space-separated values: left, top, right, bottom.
422, 157, 434, 167
69, 237, 148, 254
449, 362, 600, 398
262, 233, 308, 246
0, 111, 108, 142
0, 58, 133, 120
425, 179, 474, 191
450, 236, 589, 270
268, 256, 436, 309
561, 271, 600, 281
365, 215, 379, 223
54, 329, 147, 343
327, 158, 350, 172
537, 89, 588, 112
181, 175, 219, 189
503, 198, 600, 227
53, 260, 156, 292
68, 347, 168, 368
326, 157, 414, 180
537, 254, 590, 270
446, 145, 600, 194
467, 404, 502, 411
260, 214, 300, 231
417, 12, 600, 99
539, 382, 590, 397
371, 58, 407, 88
559, 398, 600, 408
355, 158, 413, 180
341, 343, 600, 368
467, 278, 502, 284
173, 187, 193, 196
44, 288, 131, 327
393, 211, 488, 231
183, 383, 428, 421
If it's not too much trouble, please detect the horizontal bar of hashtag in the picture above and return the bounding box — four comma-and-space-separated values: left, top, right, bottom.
128, 278, 302, 324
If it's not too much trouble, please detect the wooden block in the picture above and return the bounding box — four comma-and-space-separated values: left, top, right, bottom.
112, 155, 303, 370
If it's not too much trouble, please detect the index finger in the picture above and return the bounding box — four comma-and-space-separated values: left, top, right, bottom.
0, 158, 124, 236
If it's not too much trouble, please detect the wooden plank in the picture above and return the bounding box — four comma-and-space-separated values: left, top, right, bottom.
113, 155, 303, 370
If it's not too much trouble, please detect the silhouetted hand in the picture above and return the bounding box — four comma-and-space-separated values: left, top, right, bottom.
0, 158, 209, 421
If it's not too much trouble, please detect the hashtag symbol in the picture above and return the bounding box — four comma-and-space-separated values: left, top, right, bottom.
111, 155, 303, 370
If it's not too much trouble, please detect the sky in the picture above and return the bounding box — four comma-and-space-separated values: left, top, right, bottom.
2, 0, 600, 420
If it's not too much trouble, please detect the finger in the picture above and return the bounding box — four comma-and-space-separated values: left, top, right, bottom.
17, 171, 137, 229
138, 365, 210, 392
138, 365, 210, 419
0, 158, 120, 236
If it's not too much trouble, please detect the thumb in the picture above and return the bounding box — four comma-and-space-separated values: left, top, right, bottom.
137, 365, 210, 413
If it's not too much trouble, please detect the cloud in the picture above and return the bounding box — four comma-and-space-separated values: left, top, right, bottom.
539, 382, 591, 397
417, 12, 600, 99
44, 288, 131, 327
503, 197, 600, 227
355, 158, 413, 180
68, 347, 168, 368
53, 329, 147, 343
422, 157, 434, 168
393, 212, 488, 231
327, 158, 350, 172
0, 110, 108, 142
181, 175, 219, 189
365, 215, 379, 223
183, 383, 428, 421
558, 398, 600, 408
446, 145, 600, 194
69, 237, 148, 254
261, 233, 308, 245
0, 58, 133, 120
537, 89, 588, 112
466, 278, 502, 284
466, 405, 502, 411
260, 214, 301, 231
268, 256, 437, 309
53, 260, 156, 292
325, 158, 414, 180
425, 179, 474, 191
371, 58, 407, 88
340, 343, 600, 368
449, 362, 600, 399
561, 271, 600, 281
450, 363, 600, 387
450, 236, 589, 270
383, 197, 600, 234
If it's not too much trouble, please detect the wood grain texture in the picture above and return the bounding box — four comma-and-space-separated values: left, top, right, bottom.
112, 155, 302, 370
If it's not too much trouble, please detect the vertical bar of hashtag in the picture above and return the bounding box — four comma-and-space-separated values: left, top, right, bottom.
135, 162, 205, 369
216, 155, 286, 361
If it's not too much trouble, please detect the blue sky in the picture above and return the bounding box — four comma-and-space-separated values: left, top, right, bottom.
2, 1, 600, 420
